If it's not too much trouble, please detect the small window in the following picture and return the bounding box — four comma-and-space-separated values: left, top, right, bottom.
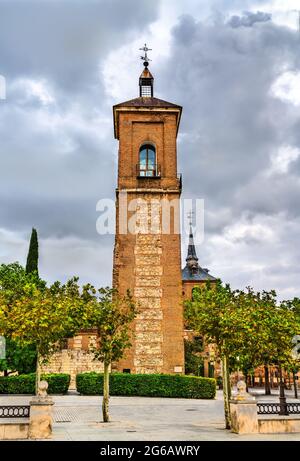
123, 368, 131, 374
138, 144, 157, 177
141, 84, 152, 97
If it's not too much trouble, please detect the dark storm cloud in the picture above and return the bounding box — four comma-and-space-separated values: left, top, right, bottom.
228, 11, 272, 28
1, 1, 300, 297
157, 13, 300, 296
159, 13, 300, 223
0, 0, 160, 240
0, 0, 157, 89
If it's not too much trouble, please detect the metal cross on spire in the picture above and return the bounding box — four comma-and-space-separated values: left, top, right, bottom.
139, 43, 152, 67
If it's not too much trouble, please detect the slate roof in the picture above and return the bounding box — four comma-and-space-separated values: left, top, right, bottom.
182, 225, 217, 282
113, 96, 182, 109
182, 265, 217, 282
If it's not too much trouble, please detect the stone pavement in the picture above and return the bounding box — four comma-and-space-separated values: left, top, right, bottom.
1, 390, 300, 441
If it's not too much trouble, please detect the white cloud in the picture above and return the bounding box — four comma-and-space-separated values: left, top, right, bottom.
12, 78, 55, 106
271, 70, 300, 106
204, 212, 300, 299
0, 228, 28, 262
39, 235, 112, 287
269, 144, 300, 175
262, 0, 300, 30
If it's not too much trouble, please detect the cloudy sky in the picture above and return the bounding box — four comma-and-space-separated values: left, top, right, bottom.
1, 0, 300, 299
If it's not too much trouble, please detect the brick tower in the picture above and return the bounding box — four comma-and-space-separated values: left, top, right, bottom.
112, 46, 184, 374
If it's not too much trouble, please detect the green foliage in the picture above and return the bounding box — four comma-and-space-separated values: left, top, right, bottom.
43, 373, 71, 394
185, 280, 237, 357
0, 338, 37, 375
292, 298, 300, 321
184, 281, 300, 428
0, 373, 70, 394
185, 282, 300, 371
0, 262, 45, 307
184, 338, 204, 375
216, 376, 223, 389
0, 277, 93, 358
76, 372, 216, 399
26, 228, 39, 276
0, 272, 95, 394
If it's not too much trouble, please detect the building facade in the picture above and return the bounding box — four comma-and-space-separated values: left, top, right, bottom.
112, 60, 184, 374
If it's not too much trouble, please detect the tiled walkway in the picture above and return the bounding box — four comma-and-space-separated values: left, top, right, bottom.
1, 390, 300, 441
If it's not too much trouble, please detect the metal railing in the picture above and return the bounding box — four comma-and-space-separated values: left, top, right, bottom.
0, 405, 30, 418
257, 402, 300, 416
136, 163, 161, 178
177, 173, 182, 191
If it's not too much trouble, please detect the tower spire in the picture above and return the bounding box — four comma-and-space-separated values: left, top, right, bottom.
186, 223, 198, 262
139, 43, 154, 97
186, 213, 198, 265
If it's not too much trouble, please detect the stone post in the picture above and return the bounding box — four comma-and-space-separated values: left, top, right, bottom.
29, 380, 54, 439
230, 380, 258, 434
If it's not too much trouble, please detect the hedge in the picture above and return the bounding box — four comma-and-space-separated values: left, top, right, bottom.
76, 373, 216, 399
0, 373, 70, 394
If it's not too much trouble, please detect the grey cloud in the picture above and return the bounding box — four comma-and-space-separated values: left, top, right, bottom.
1, 2, 300, 298
228, 11, 272, 28
159, 15, 300, 219
0, 0, 158, 89
158, 14, 300, 296
0, 0, 160, 242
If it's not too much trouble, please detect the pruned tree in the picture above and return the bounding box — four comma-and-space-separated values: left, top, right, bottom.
0, 277, 92, 394
85, 287, 137, 422
185, 282, 300, 430
185, 280, 238, 429
0, 263, 45, 376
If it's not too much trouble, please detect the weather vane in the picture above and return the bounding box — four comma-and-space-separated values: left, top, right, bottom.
139, 43, 152, 67
187, 211, 194, 226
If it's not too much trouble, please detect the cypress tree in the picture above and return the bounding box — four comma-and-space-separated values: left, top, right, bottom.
26, 228, 39, 276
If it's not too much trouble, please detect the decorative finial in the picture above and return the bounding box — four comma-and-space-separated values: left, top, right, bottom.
139, 43, 152, 68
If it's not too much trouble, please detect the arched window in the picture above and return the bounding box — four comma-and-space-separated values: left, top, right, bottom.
138, 144, 156, 177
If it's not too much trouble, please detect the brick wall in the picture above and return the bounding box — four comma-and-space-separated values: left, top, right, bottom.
113, 106, 184, 374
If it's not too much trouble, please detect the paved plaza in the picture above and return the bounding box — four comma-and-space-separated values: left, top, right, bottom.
1, 390, 300, 441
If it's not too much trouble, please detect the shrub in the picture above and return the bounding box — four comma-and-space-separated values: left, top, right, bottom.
76, 372, 216, 399
0, 373, 70, 394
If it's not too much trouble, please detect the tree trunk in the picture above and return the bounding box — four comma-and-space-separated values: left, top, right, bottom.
293, 371, 298, 399
35, 350, 41, 395
4, 370, 8, 377
244, 371, 248, 392
227, 361, 232, 400
102, 361, 110, 423
264, 365, 271, 395
222, 355, 231, 429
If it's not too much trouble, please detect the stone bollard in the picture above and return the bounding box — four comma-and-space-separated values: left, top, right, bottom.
230, 380, 258, 434
29, 380, 54, 440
